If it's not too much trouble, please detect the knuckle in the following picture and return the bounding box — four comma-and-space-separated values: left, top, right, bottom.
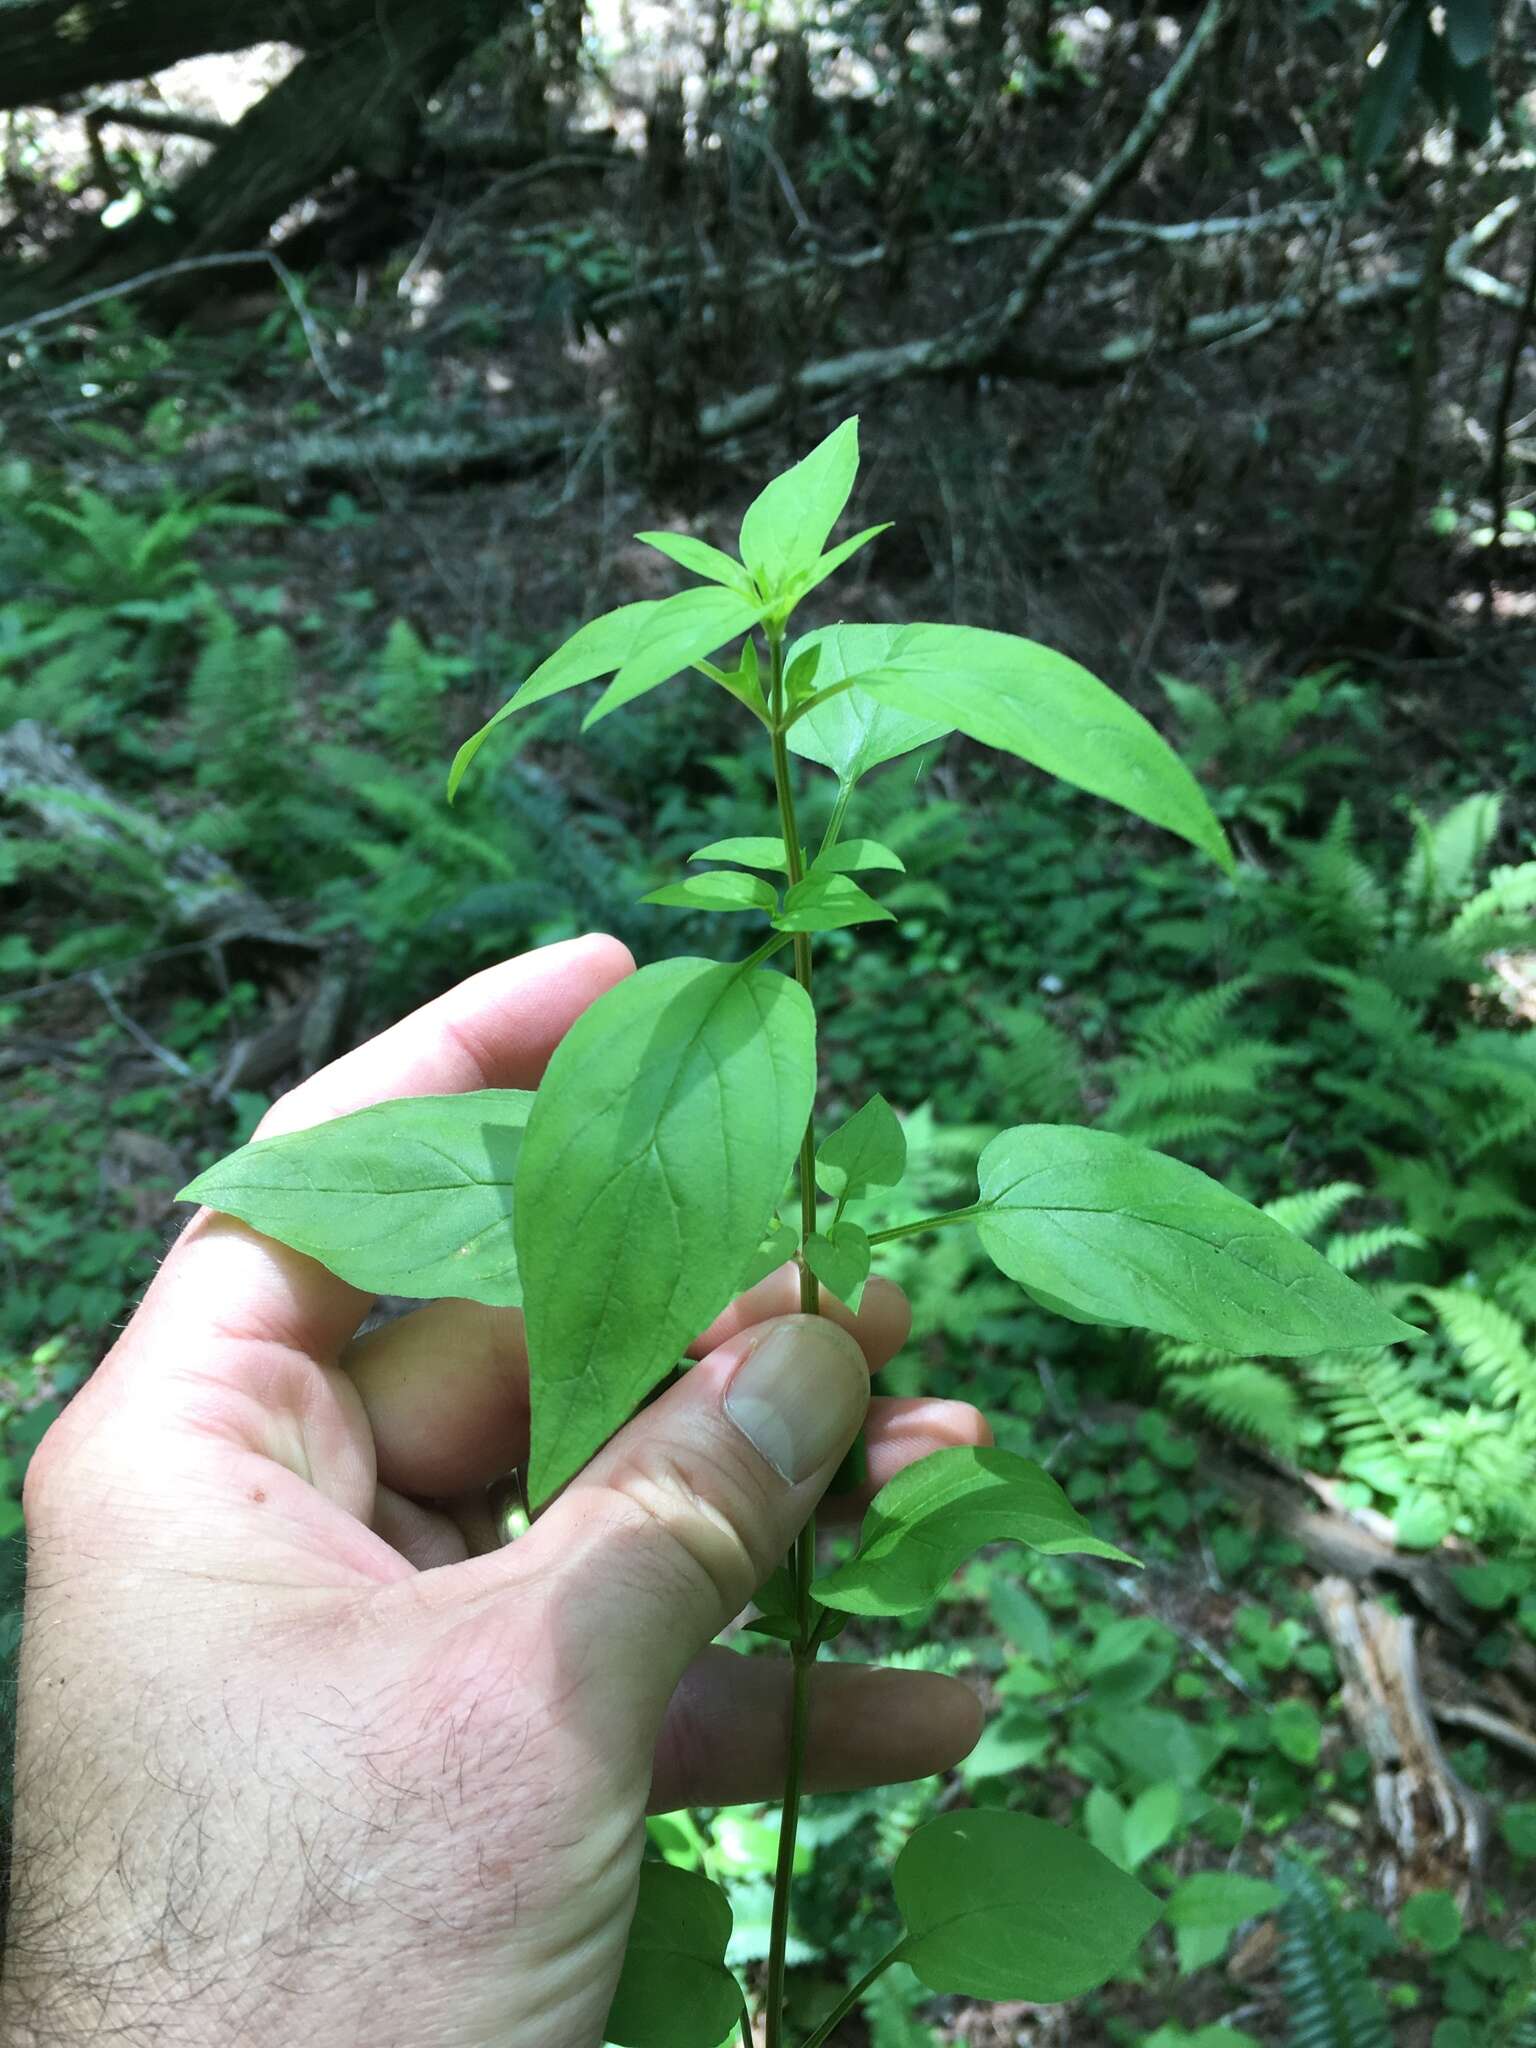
596, 1438, 773, 1626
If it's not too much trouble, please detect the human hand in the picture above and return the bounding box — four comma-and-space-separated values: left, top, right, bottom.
3, 936, 988, 2048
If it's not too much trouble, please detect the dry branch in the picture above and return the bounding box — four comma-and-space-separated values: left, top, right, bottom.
1314, 1577, 1488, 1904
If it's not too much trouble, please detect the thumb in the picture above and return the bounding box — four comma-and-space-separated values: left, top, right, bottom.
519, 1314, 869, 1709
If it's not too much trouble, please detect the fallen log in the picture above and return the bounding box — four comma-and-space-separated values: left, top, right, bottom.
0, 719, 308, 948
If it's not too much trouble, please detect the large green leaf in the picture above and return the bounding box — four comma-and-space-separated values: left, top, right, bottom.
516, 958, 815, 1501
975, 1125, 1414, 1355
690, 836, 790, 871
814, 1445, 1134, 1617
605, 1863, 744, 2048
786, 624, 951, 784
739, 416, 859, 602
843, 623, 1231, 871
177, 1091, 532, 1304
585, 586, 765, 727
447, 602, 657, 796
894, 1811, 1160, 2001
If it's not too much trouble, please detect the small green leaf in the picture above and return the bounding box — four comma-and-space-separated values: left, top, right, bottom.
178, 1091, 532, 1304
804, 1220, 871, 1309
894, 1810, 1160, 2001
517, 959, 815, 1501
816, 1094, 906, 1199
1400, 1890, 1463, 1956
1268, 1697, 1322, 1766
1451, 1561, 1526, 1610
974, 1125, 1415, 1356
815, 1446, 1135, 1617
605, 1863, 744, 2048
1499, 1803, 1536, 1860
710, 635, 766, 717
739, 416, 860, 603
1165, 1872, 1285, 1932
689, 836, 788, 872
736, 1215, 797, 1295
775, 872, 893, 933
787, 521, 892, 606
1123, 1782, 1182, 1871
634, 530, 754, 595
641, 872, 778, 914
447, 601, 657, 795
811, 837, 905, 876
1083, 1787, 1128, 1869
584, 586, 765, 727
784, 642, 822, 702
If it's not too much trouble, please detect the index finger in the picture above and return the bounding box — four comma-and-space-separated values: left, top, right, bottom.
118, 935, 636, 1378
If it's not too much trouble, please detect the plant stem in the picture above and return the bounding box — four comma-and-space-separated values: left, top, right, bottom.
763, 622, 822, 2048
739, 2009, 755, 2048
797, 1941, 909, 2048
866, 1202, 991, 1246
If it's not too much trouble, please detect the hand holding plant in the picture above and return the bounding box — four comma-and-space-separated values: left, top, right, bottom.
2, 939, 988, 2048
163, 420, 1408, 2045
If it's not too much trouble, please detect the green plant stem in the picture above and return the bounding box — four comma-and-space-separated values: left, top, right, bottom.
764, 626, 825, 2048
739, 2009, 755, 2048
867, 1202, 991, 1246
797, 1941, 909, 2048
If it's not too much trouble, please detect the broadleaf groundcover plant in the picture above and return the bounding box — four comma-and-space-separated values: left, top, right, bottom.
182, 419, 1411, 2047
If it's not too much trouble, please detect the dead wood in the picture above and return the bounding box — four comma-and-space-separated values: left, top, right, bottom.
1313, 1577, 1489, 1905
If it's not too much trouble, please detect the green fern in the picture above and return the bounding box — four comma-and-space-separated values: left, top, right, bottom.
1324, 1226, 1424, 1275
1275, 1857, 1391, 2048
1262, 1183, 1363, 1239
977, 1005, 1083, 1123
1165, 1363, 1307, 1456
1418, 1286, 1536, 1413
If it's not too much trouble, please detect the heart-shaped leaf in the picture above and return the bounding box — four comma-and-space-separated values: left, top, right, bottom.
814, 1446, 1135, 1617
816, 1094, 906, 1199
804, 1220, 871, 1309
894, 1810, 1160, 2001
517, 958, 815, 1501
605, 1863, 744, 2048
179, 1090, 532, 1304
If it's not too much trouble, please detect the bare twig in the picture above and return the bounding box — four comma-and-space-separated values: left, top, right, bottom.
87, 102, 230, 145
88, 972, 197, 1082
1430, 1699, 1536, 1768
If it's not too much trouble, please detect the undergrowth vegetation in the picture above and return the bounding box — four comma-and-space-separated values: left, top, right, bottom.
4, 457, 1536, 2042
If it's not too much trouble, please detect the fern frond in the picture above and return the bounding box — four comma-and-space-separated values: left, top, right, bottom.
980, 1006, 1083, 1123
1448, 860, 1536, 953
1167, 1364, 1306, 1455
1276, 1856, 1392, 2048
1418, 1287, 1536, 1409
1263, 1183, 1363, 1240
1281, 803, 1389, 957
1109, 1040, 1296, 1129
1106, 1110, 1249, 1153
1129, 977, 1256, 1061
1324, 1227, 1424, 1275
1400, 791, 1501, 927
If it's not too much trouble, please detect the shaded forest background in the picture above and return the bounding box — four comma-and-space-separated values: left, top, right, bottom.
5, 3, 1536, 2043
